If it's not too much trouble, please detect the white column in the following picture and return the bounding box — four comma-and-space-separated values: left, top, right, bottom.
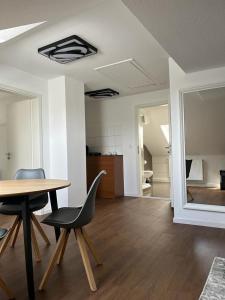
48, 76, 86, 208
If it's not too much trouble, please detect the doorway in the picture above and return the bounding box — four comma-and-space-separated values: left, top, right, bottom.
0, 89, 42, 179
138, 104, 171, 199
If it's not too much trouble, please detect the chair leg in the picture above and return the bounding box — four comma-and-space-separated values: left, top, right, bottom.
82, 228, 102, 266
57, 230, 70, 265
31, 223, 41, 263
0, 216, 20, 257
0, 274, 15, 299
75, 228, 97, 292
31, 213, 50, 246
39, 229, 67, 291
10, 218, 22, 248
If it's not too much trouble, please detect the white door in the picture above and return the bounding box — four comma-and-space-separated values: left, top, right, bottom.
6, 98, 41, 179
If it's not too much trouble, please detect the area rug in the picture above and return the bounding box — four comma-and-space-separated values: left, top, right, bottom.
199, 257, 225, 299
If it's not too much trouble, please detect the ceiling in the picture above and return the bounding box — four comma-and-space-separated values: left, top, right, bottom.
184, 87, 225, 155
0, 0, 103, 30
142, 105, 169, 156
0, 0, 169, 96
123, 0, 225, 72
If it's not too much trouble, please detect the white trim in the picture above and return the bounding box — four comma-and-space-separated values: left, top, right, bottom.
173, 217, 225, 229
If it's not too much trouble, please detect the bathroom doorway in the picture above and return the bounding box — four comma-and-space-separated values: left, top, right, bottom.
138, 104, 171, 199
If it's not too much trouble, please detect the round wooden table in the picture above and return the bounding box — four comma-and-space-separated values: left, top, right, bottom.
0, 179, 71, 300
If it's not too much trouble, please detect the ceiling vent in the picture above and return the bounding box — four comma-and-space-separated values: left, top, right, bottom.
95, 59, 155, 88
85, 88, 119, 99
38, 35, 97, 64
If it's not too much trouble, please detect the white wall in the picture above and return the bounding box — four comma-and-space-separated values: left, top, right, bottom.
0, 101, 7, 179
152, 155, 169, 182
186, 155, 225, 187
85, 89, 169, 196
48, 76, 86, 208
169, 57, 225, 228
142, 106, 169, 155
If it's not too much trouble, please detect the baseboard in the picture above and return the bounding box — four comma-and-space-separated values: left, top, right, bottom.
124, 193, 140, 198
173, 217, 225, 229
187, 183, 218, 188
153, 178, 170, 183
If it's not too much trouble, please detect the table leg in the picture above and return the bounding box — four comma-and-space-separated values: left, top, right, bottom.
49, 190, 60, 241
21, 197, 35, 300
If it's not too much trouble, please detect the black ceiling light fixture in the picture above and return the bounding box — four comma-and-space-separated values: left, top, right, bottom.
38, 35, 98, 64
85, 88, 119, 99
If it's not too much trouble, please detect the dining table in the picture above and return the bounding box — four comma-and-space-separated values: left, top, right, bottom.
0, 179, 71, 300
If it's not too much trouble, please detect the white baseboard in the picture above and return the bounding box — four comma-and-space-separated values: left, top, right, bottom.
187, 183, 218, 188
153, 178, 170, 183
124, 193, 139, 197
173, 217, 225, 229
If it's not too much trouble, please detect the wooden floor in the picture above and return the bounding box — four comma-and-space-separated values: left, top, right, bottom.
1, 197, 225, 300
143, 182, 170, 198
187, 186, 225, 206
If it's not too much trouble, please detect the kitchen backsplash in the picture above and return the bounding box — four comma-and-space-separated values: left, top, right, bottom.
86, 123, 123, 155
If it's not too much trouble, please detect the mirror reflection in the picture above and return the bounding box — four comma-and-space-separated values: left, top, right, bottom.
183, 86, 225, 206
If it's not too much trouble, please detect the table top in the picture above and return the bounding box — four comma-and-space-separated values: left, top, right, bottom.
0, 179, 71, 197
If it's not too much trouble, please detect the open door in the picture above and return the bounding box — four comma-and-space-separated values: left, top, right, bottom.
6, 98, 41, 179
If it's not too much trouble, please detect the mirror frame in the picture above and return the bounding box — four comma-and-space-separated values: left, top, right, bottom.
179, 83, 225, 213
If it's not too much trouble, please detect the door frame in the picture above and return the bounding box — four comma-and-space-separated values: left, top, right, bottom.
135, 100, 172, 201
0, 83, 43, 173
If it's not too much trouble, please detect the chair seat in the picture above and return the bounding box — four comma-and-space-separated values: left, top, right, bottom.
42, 207, 82, 229
0, 194, 48, 215
0, 228, 8, 240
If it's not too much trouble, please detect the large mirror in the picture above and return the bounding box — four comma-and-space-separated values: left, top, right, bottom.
183, 86, 225, 207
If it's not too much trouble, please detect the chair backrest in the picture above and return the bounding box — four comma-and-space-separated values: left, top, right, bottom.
74, 170, 106, 227
14, 168, 46, 180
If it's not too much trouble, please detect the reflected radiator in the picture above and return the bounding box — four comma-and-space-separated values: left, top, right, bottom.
186, 159, 203, 181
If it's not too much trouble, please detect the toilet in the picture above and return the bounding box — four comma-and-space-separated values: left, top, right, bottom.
142, 170, 153, 190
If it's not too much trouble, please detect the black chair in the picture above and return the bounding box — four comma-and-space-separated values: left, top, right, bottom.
0, 229, 14, 299
0, 169, 50, 262
39, 170, 106, 292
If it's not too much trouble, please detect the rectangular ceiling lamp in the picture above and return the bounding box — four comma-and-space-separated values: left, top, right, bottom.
85, 88, 119, 99
95, 59, 155, 88
38, 35, 97, 64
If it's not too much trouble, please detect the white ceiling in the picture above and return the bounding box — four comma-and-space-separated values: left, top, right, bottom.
0, 0, 169, 96
0, 0, 103, 30
184, 87, 225, 155
123, 0, 225, 72
142, 105, 169, 156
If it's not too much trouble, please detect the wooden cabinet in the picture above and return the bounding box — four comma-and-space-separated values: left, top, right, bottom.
86, 155, 124, 199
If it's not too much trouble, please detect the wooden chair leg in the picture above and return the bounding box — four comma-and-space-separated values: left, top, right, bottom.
0, 274, 15, 299
0, 216, 20, 257
10, 218, 22, 248
31, 213, 50, 246
75, 228, 97, 292
57, 230, 70, 265
39, 229, 67, 291
31, 223, 41, 263
82, 228, 102, 266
